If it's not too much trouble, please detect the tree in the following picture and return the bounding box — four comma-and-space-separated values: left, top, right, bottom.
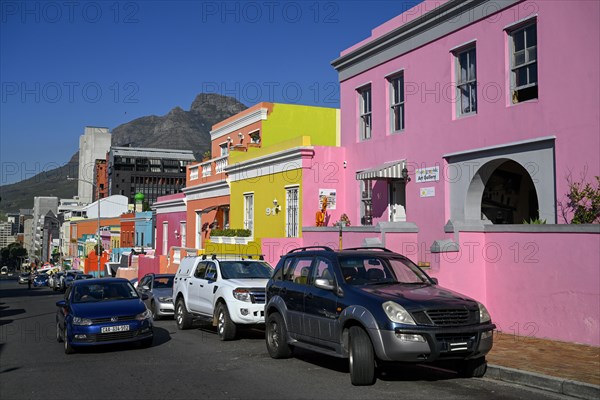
0, 242, 28, 270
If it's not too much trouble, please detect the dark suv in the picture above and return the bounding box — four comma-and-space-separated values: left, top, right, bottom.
265, 246, 495, 385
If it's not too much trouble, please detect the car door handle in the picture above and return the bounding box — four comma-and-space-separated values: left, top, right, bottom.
199, 284, 204, 287
189, 282, 193, 285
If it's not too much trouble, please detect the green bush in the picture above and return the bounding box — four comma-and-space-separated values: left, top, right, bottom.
210, 229, 251, 237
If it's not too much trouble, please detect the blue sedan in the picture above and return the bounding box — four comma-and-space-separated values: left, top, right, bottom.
56, 278, 153, 354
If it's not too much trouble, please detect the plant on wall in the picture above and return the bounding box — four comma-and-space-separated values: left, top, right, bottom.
558, 171, 600, 224
210, 229, 251, 237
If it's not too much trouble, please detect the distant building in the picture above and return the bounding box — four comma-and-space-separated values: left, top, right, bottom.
107, 147, 195, 206
0, 221, 16, 249
30, 197, 58, 260
78, 126, 111, 204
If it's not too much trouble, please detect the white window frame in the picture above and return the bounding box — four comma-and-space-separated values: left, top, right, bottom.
195, 211, 202, 249
360, 180, 373, 226
509, 21, 538, 103
388, 73, 405, 132
162, 222, 168, 255
244, 193, 254, 233
249, 129, 261, 144
455, 45, 477, 116
358, 85, 372, 140
285, 186, 300, 238
179, 221, 186, 247
189, 166, 198, 180
219, 142, 229, 157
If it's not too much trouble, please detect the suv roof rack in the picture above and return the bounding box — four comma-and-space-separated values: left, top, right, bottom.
343, 246, 393, 252
287, 246, 334, 254
201, 253, 265, 261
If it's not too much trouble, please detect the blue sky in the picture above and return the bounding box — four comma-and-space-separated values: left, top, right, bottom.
1, 0, 421, 185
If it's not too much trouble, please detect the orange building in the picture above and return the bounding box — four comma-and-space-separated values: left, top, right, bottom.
120, 212, 135, 248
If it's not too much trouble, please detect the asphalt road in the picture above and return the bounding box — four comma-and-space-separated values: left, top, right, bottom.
0, 278, 576, 400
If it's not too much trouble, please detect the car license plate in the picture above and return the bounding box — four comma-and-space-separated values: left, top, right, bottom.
101, 325, 130, 333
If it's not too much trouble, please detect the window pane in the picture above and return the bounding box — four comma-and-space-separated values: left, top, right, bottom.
515, 67, 529, 86
514, 30, 525, 51
526, 25, 537, 47
469, 49, 477, 80
528, 64, 538, 84
527, 46, 537, 62
514, 50, 526, 66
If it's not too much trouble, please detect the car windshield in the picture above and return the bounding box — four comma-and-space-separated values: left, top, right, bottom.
220, 261, 273, 279
153, 276, 174, 288
339, 256, 429, 286
72, 282, 139, 303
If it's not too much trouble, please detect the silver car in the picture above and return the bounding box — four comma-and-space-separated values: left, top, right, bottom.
137, 274, 175, 319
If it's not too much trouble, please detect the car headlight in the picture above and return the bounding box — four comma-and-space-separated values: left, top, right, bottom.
72, 316, 92, 326
233, 288, 251, 302
136, 309, 153, 321
382, 301, 416, 325
158, 296, 172, 303
478, 302, 491, 323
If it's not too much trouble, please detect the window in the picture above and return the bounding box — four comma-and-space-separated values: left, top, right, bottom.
284, 257, 313, 284
195, 211, 202, 249
286, 187, 299, 238
194, 262, 208, 278
190, 167, 198, 180
249, 130, 261, 144
162, 222, 168, 255
456, 46, 477, 115
389, 74, 405, 131
220, 143, 229, 157
360, 180, 373, 226
510, 22, 538, 103
244, 193, 254, 232
311, 258, 334, 286
358, 85, 372, 140
179, 222, 186, 247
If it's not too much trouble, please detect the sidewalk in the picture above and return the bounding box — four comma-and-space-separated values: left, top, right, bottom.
486, 332, 600, 399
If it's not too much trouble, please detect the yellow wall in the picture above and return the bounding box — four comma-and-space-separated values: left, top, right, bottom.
230, 170, 302, 240
262, 104, 338, 147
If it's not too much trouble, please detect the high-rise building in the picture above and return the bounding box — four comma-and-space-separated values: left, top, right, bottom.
78, 126, 111, 204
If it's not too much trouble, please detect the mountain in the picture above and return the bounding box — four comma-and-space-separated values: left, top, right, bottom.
0, 94, 247, 214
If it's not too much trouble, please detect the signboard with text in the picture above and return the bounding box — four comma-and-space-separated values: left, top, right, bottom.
415, 166, 439, 183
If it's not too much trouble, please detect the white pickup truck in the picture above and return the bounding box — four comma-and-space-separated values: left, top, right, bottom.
173, 254, 274, 340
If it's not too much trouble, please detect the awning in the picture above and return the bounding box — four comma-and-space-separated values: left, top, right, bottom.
200, 205, 229, 214
356, 160, 406, 180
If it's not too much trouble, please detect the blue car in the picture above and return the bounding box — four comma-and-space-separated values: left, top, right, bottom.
33, 273, 49, 287
56, 278, 153, 354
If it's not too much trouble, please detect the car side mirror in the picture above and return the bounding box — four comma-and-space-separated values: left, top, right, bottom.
314, 278, 335, 291
141, 293, 149, 301
56, 300, 66, 307
429, 277, 439, 285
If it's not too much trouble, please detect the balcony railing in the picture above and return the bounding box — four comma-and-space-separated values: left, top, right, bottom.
201, 161, 212, 177
215, 157, 228, 174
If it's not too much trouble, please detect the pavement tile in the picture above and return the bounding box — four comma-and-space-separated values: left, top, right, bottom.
487, 332, 600, 386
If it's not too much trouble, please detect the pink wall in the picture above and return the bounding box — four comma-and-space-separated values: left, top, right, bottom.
338, 1, 600, 249
138, 255, 159, 279
430, 231, 600, 346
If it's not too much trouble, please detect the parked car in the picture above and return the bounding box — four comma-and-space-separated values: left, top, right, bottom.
33, 273, 49, 287
62, 271, 85, 291
55, 278, 153, 354
173, 254, 274, 340
130, 278, 138, 289
18, 272, 31, 284
50, 272, 65, 291
137, 274, 175, 319
265, 246, 496, 386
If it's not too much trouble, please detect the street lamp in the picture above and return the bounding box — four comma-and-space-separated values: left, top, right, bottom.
67, 176, 101, 277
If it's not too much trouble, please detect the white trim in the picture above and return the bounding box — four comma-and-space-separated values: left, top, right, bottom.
354, 81, 372, 91
243, 191, 255, 195
443, 136, 555, 159
226, 147, 314, 182
503, 14, 538, 31
155, 205, 186, 214
284, 184, 300, 189
384, 68, 405, 80
210, 108, 268, 140
449, 39, 477, 53
183, 180, 230, 200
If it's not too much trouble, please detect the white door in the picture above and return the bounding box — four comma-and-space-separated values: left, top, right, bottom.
390, 181, 406, 222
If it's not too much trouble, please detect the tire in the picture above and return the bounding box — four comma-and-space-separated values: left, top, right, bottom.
458, 357, 487, 378
265, 312, 292, 359
150, 300, 160, 320
348, 326, 375, 386
216, 303, 237, 341
64, 328, 75, 355
56, 322, 63, 343
175, 298, 192, 330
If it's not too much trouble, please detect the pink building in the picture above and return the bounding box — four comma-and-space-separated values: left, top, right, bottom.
268, 0, 599, 345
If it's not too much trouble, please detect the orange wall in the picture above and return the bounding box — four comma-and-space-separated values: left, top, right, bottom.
186, 195, 229, 249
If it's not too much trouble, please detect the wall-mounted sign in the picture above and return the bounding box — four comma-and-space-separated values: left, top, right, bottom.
420, 187, 435, 198
319, 189, 337, 210
415, 166, 439, 183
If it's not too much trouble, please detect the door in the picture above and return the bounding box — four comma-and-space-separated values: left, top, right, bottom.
303, 257, 339, 344
390, 181, 407, 222
195, 262, 218, 316
281, 257, 313, 336
187, 262, 207, 312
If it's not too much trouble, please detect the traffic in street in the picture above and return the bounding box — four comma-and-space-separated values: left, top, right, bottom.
0, 278, 576, 400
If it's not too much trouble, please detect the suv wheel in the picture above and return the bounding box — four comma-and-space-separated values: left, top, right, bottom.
348, 326, 375, 385
175, 298, 192, 330
216, 303, 237, 341
457, 357, 487, 378
266, 312, 292, 359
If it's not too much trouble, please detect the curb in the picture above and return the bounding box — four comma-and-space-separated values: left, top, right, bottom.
487, 365, 600, 400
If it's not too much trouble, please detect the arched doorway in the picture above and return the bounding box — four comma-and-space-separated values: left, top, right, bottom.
479, 160, 539, 224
